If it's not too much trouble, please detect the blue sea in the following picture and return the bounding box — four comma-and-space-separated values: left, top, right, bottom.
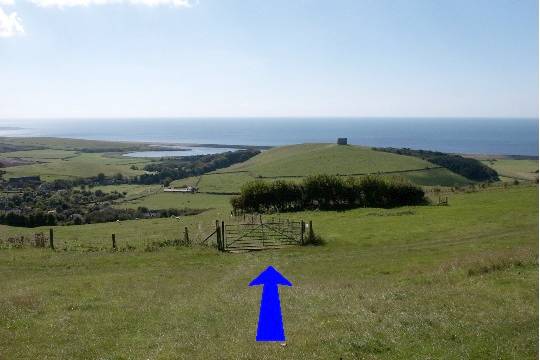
0, 118, 537, 156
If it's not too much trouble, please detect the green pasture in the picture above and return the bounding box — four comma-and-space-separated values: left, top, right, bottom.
170, 175, 201, 189
92, 184, 162, 200
0, 138, 537, 358
225, 143, 433, 175
180, 168, 469, 194
0, 136, 150, 151
199, 144, 471, 189
2, 152, 150, 181
119, 192, 232, 212
0, 149, 79, 160
483, 159, 539, 181
0, 185, 537, 359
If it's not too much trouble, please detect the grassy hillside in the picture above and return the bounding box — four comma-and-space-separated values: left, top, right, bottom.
226, 143, 437, 176
483, 159, 538, 182
1, 151, 150, 181
0, 136, 150, 151
0, 138, 536, 358
0, 185, 537, 358
172, 144, 471, 192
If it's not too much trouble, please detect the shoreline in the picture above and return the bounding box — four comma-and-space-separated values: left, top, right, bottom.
0, 135, 536, 158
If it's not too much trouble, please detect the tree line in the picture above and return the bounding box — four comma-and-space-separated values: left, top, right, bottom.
137, 149, 260, 185
231, 174, 427, 213
0, 186, 205, 227
375, 147, 499, 182
1, 149, 261, 191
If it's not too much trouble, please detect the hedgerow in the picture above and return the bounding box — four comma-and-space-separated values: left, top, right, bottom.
231, 175, 427, 213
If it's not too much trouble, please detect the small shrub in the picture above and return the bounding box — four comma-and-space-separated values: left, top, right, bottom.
33, 233, 46, 248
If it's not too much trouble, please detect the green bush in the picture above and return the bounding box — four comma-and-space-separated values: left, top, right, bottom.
231, 175, 426, 213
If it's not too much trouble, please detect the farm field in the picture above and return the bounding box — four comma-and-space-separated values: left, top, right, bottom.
0, 149, 79, 160
0, 185, 537, 359
0, 136, 152, 151
171, 144, 472, 193
224, 143, 447, 177
93, 184, 162, 200
0, 137, 537, 359
482, 159, 539, 181
119, 192, 232, 213
1, 151, 150, 181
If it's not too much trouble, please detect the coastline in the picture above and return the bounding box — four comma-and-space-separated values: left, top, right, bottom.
0, 135, 536, 158
0, 117, 537, 156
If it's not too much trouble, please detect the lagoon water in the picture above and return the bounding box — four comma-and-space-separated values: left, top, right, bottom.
0, 118, 537, 156
124, 147, 242, 158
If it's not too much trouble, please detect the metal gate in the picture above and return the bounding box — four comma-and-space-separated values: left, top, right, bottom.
222, 220, 304, 251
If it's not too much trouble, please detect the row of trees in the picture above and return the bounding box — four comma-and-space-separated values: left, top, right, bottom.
138, 149, 260, 185
82, 207, 203, 225
0, 200, 205, 227
375, 147, 499, 182
231, 175, 427, 213
0, 211, 57, 227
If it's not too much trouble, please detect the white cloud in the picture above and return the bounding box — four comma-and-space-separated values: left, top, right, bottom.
29, 0, 195, 7
0, 7, 24, 37
0, 0, 195, 39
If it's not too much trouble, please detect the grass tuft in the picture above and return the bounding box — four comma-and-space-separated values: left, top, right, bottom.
467, 250, 538, 276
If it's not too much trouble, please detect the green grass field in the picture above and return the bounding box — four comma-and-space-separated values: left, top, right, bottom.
226, 143, 439, 176
0, 138, 537, 358
2, 152, 150, 181
169, 144, 472, 193
119, 192, 232, 212
0, 136, 151, 151
0, 185, 537, 359
0, 149, 79, 160
92, 184, 162, 200
483, 159, 539, 181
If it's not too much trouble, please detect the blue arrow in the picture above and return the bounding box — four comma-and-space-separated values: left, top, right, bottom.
249, 266, 292, 342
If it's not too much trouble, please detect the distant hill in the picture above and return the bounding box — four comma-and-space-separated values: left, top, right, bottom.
176, 144, 471, 192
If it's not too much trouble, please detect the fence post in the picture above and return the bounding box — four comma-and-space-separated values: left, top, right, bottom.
309, 220, 314, 243
49, 228, 54, 250
112, 233, 116, 250
216, 220, 222, 251
184, 227, 190, 245
300, 220, 305, 245
221, 221, 225, 250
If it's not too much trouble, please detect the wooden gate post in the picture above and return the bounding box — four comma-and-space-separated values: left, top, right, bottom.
216, 220, 222, 251
49, 228, 54, 250
300, 220, 305, 245
112, 233, 116, 250
308, 220, 314, 243
221, 221, 225, 250
184, 227, 190, 245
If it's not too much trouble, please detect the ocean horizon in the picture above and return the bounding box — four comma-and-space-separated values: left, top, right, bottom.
0, 117, 537, 156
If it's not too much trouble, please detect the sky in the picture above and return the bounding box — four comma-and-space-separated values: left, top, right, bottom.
0, 0, 538, 119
